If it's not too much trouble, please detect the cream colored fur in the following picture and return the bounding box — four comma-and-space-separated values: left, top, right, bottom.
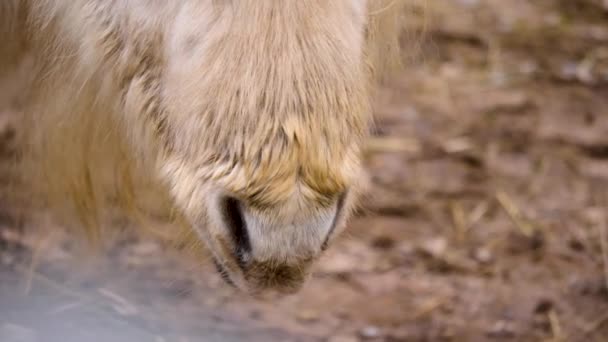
2, 0, 408, 294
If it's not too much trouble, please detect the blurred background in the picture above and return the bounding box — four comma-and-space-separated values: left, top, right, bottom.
2, 0, 608, 341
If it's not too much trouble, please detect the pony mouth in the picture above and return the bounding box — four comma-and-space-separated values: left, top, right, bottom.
206, 233, 313, 295
210, 253, 311, 296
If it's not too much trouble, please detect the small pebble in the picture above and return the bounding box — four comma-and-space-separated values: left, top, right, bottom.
328, 334, 358, 342
487, 320, 516, 338
359, 325, 383, 339
296, 309, 320, 323
473, 247, 493, 264
421, 237, 447, 257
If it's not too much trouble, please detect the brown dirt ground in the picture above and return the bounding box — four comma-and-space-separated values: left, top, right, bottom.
2, 1, 608, 341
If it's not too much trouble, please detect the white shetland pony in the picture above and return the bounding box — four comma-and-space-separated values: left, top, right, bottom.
1, 0, 406, 295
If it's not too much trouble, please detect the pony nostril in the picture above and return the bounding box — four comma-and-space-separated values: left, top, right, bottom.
321, 191, 348, 251
221, 197, 251, 268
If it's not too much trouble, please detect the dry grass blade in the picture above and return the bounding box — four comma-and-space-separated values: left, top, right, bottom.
495, 191, 535, 237
450, 201, 469, 242
13, 264, 156, 337
411, 297, 445, 320
442, 136, 474, 154
366, 137, 421, 153
49, 299, 91, 315
597, 213, 608, 294
98, 288, 139, 316
549, 310, 564, 342
581, 312, 608, 337
13, 263, 93, 301
468, 200, 489, 227
23, 230, 58, 295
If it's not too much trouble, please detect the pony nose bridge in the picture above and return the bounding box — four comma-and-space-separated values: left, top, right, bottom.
243, 206, 339, 262
216, 188, 344, 266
